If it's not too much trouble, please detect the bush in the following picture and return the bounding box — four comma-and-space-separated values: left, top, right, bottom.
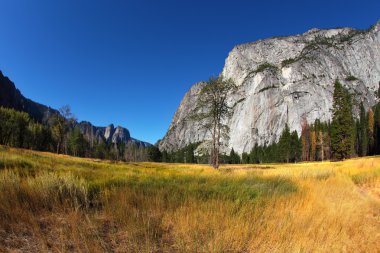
254, 62, 278, 74
345, 75, 358, 81
281, 58, 297, 67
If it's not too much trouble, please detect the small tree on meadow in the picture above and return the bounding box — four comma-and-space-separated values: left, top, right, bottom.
192, 76, 236, 169
50, 105, 75, 154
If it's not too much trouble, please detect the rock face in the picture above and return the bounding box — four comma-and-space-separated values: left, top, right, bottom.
159, 20, 380, 154
78, 121, 150, 147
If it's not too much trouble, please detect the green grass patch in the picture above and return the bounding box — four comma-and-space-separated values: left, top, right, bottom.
351, 169, 380, 185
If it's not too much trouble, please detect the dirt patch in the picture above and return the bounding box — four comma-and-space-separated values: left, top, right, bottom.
0, 226, 41, 253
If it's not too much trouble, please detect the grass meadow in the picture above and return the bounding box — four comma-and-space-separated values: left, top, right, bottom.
0, 145, 380, 252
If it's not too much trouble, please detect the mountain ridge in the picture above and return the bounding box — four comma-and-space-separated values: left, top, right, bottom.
0, 71, 150, 147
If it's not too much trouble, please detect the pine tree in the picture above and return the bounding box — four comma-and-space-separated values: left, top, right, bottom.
374, 103, 380, 154
354, 119, 360, 156
0, 107, 30, 148
318, 130, 324, 161
290, 131, 301, 162
330, 80, 355, 160
301, 117, 310, 161
116, 141, 126, 161
192, 76, 236, 168
242, 152, 250, 164
161, 150, 169, 163
278, 124, 291, 162
184, 144, 196, 163
310, 130, 317, 161
358, 102, 368, 156
368, 109, 375, 154
68, 126, 86, 157
249, 144, 259, 164
314, 119, 321, 160
229, 148, 241, 164
95, 139, 108, 159
147, 146, 162, 162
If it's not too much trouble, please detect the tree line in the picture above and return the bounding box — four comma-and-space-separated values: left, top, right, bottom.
2, 78, 380, 164
241, 80, 380, 162
0, 106, 159, 162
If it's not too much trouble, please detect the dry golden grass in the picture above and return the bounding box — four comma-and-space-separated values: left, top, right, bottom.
0, 146, 380, 252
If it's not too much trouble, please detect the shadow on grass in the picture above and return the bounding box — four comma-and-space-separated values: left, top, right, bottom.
0, 157, 34, 170
89, 174, 297, 205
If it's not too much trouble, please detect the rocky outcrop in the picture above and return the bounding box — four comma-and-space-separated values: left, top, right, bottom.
159, 20, 380, 154
78, 122, 149, 147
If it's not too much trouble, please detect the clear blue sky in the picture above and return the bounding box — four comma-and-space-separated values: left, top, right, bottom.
0, 0, 379, 144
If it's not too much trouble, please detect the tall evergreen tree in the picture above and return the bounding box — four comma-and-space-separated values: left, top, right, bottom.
95, 139, 108, 159
358, 102, 368, 156
241, 152, 250, 164
68, 126, 87, 157
115, 141, 126, 161
310, 129, 317, 161
278, 124, 291, 162
0, 107, 30, 148
147, 146, 162, 162
301, 117, 311, 161
249, 144, 259, 164
368, 109, 375, 155
330, 80, 355, 160
290, 131, 301, 162
354, 119, 360, 156
318, 130, 325, 161
374, 103, 380, 154
161, 150, 169, 163
184, 144, 196, 163
229, 148, 241, 164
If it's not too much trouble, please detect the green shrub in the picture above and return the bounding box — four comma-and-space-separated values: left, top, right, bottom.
258, 85, 279, 93
254, 62, 277, 74
281, 58, 297, 67
345, 75, 358, 81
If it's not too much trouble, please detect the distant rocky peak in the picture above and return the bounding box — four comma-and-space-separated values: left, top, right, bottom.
104, 124, 114, 141
112, 126, 131, 143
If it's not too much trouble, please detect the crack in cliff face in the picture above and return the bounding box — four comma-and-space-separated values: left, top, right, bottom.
159, 20, 380, 153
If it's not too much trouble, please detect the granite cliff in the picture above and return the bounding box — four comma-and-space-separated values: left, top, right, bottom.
159, 20, 380, 154
78, 122, 150, 147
